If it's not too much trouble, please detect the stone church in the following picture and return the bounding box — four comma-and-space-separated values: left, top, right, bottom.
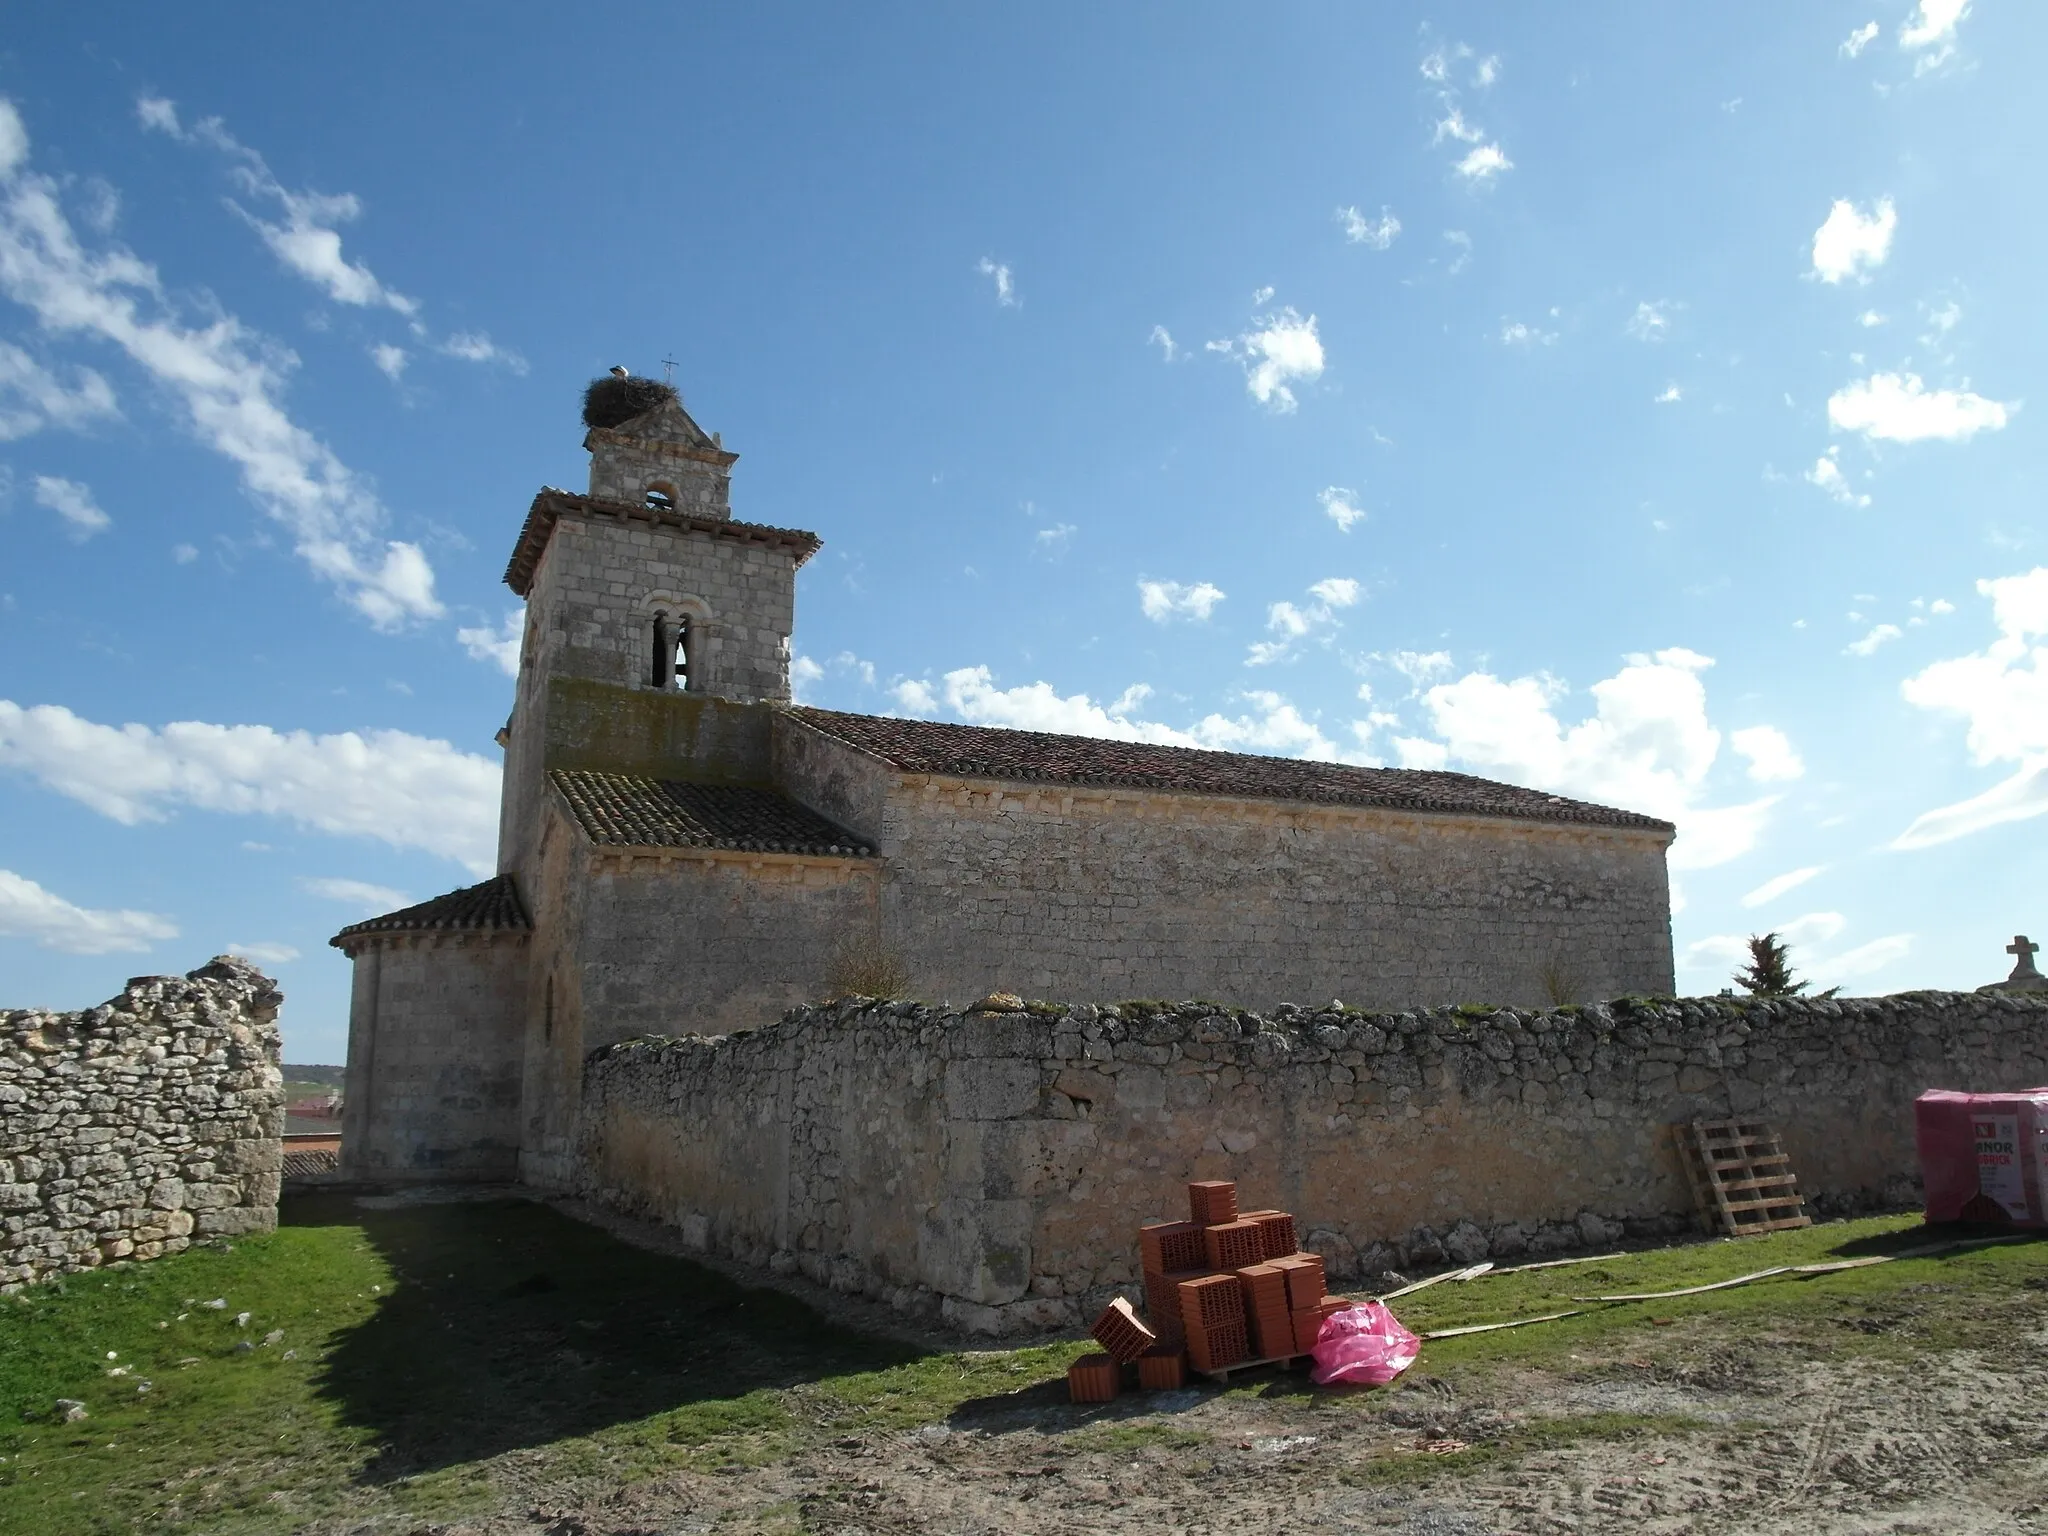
333, 376, 1677, 1185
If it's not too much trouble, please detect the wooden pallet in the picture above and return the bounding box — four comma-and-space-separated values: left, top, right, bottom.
1677, 1119, 1811, 1236
1188, 1351, 1308, 1384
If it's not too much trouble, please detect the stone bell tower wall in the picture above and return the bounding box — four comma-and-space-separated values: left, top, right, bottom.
519, 513, 799, 702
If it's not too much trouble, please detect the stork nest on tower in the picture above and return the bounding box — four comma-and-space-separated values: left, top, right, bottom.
582, 374, 678, 431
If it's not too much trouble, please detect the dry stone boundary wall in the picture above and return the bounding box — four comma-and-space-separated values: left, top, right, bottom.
1, 957, 284, 1290
575, 989, 2048, 1335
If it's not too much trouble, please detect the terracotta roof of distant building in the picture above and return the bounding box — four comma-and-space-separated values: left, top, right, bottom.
551, 770, 875, 856
329, 874, 531, 950
784, 707, 1673, 833
503, 488, 821, 596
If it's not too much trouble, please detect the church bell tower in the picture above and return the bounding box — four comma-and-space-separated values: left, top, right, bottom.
492, 370, 822, 874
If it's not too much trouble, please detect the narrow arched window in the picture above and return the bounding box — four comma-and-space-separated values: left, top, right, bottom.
543, 975, 555, 1043
645, 482, 676, 512
650, 613, 671, 688
674, 615, 694, 692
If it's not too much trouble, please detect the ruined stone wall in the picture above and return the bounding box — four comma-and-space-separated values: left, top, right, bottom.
1, 958, 284, 1290
574, 989, 2048, 1334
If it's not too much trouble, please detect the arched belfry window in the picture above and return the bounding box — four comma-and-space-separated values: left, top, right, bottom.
649, 612, 695, 692
645, 482, 677, 512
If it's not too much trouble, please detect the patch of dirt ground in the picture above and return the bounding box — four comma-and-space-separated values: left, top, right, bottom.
419, 1316, 2048, 1536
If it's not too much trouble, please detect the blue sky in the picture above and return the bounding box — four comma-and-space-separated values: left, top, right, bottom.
1, 4, 2041, 1061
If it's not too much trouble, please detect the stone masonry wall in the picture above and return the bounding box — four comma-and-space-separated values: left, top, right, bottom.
1, 958, 284, 1290
531, 516, 796, 704
575, 989, 2048, 1334
777, 715, 1677, 1014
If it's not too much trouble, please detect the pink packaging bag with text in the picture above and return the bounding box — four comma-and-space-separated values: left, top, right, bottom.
1914, 1089, 2048, 1225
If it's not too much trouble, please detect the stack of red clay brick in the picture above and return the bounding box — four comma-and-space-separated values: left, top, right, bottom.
1069, 1179, 1348, 1402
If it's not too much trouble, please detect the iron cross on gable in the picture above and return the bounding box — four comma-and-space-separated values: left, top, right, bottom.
2010, 935, 2043, 980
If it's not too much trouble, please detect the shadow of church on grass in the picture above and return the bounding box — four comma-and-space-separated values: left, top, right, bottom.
286, 1193, 926, 1481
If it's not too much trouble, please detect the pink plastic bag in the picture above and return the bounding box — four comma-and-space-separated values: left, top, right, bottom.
1309, 1300, 1421, 1386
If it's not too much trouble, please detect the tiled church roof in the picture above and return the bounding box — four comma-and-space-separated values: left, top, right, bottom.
328, 874, 531, 949
503, 488, 822, 596
785, 707, 1673, 833
551, 770, 875, 856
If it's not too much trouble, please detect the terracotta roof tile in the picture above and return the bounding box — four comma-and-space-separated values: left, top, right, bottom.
328, 874, 530, 949
503, 488, 821, 596
551, 770, 874, 856
784, 707, 1672, 832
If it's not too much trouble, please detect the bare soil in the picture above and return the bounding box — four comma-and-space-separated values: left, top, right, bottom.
413, 1213, 2048, 1536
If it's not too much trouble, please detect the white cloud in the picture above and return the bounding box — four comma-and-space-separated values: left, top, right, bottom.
457, 610, 523, 676
0, 342, 118, 439
0, 100, 442, 628
1894, 567, 2048, 848
1247, 582, 1363, 666
1828, 372, 2010, 443
1654, 384, 1683, 405
172, 542, 197, 564
1266, 601, 1312, 639
0, 867, 178, 954
300, 876, 409, 912
1454, 144, 1513, 183
976, 257, 1017, 308
137, 97, 418, 317
1393, 737, 1449, 770
1319, 486, 1366, 532
1138, 579, 1226, 624
1472, 55, 1500, 88
31, 474, 109, 537
1433, 107, 1485, 146
1683, 914, 1911, 992
1625, 301, 1670, 342
1412, 647, 1778, 870
1442, 230, 1472, 276
1226, 305, 1324, 412
791, 655, 825, 701
1846, 622, 1904, 656
1034, 522, 1076, 556
1811, 197, 1896, 284
1499, 319, 1556, 346
1900, 0, 1969, 71
0, 700, 500, 873
886, 664, 1351, 763
1858, 309, 1886, 328
1336, 206, 1401, 249
370, 343, 407, 381
1805, 447, 1870, 507
225, 940, 298, 965
1741, 865, 1824, 908
438, 331, 526, 373
1841, 20, 1880, 57
1684, 910, 1845, 969
1821, 934, 1915, 980
1386, 650, 1454, 689
1730, 725, 1803, 782
1148, 325, 1180, 362
1420, 49, 1448, 83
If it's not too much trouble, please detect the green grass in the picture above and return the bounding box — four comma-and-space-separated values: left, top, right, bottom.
3, 1198, 2045, 1534
1372, 1214, 2048, 1371
1060, 1420, 1209, 1454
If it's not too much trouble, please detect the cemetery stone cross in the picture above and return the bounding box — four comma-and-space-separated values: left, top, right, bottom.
2010, 936, 2043, 982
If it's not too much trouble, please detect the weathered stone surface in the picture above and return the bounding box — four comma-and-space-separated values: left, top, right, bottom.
573, 989, 2048, 1334
1, 958, 282, 1290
